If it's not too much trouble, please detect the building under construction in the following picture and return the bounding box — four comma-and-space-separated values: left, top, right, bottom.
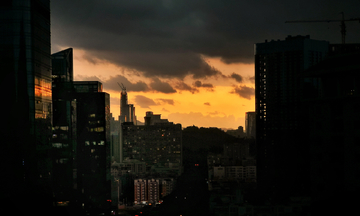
118, 83, 136, 124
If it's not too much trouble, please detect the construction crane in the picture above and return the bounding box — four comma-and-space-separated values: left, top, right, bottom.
285, 12, 360, 44
117, 82, 126, 92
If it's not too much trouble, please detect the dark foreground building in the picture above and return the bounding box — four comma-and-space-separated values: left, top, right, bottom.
74, 81, 111, 213
255, 35, 360, 214
255, 35, 329, 202
302, 45, 360, 213
1, 0, 53, 210
51, 48, 77, 204
51, 47, 112, 213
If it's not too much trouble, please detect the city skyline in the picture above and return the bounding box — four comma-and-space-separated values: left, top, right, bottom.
51, 1, 360, 129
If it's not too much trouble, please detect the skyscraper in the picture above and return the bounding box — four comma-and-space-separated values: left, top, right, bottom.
302, 45, 360, 213
73, 81, 111, 213
1, 0, 53, 208
245, 112, 256, 138
119, 84, 136, 124
51, 48, 77, 204
255, 35, 329, 202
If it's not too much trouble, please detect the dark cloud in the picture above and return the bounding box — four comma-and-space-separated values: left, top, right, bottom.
150, 78, 177, 93
175, 81, 199, 94
75, 74, 149, 92
230, 73, 243, 83
161, 108, 170, 112
75, 74, 178, 94
204, 102, 211, 106
156, 98, 175, 105
194, 80, 214, 88
134, 95, 158, 108
231, 85, 255, 100
52, 0, 360, 79
249, 76, 255, 83
75, 75, 102, 82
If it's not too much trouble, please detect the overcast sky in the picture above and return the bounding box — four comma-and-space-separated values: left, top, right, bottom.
51, 0, 360, 129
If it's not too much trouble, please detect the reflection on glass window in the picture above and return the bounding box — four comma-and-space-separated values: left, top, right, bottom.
59, 158, 68, 164
60, 126, 68, 131
95, 127, 104, 132
52, 143, 62, 148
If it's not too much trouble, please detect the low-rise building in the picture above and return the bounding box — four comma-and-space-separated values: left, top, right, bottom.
213, 166, 256, 182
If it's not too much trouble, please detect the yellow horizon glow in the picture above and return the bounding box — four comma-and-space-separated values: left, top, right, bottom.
70, 48, 255, 129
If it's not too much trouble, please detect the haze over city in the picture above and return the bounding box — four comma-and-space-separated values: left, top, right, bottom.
51, 0, 360, 129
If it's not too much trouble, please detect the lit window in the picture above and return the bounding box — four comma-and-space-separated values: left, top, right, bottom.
96, 127, 104, 132
60, 126, 68, 131
52, 143, 62, 148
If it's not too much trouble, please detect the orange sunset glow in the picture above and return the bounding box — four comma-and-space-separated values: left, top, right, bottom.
70, 48, 255, 129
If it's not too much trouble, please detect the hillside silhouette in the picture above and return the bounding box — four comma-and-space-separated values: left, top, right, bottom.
182, 126, 242, 153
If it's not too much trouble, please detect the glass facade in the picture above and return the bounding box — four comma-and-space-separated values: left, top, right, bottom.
75, 91, 111, 211
73, 81, 103, 93
1, 0, 52, 205
51, 48, 77, 202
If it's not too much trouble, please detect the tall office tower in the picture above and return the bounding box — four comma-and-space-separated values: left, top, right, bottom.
302, 45, 360, 213
73, 81, 111, 213
121, 113, 182, 175
255, 35, 329, 202
110, 113, 120, 162
118, 84, 137, 124
129, 104, 137, 123
51, 48, 77, 204
1, 0, 52, 207
245, 112, 256, 138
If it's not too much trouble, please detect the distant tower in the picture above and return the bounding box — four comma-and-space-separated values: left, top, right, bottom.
119, 83, 130, 123
245, 112, 256, 138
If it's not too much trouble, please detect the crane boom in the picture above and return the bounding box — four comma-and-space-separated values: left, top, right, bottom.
285, 19, 360, 23
285, 13, 360, 44
117, 82, 126, 91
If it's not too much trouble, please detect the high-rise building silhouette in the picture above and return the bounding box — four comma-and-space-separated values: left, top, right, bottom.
73, 81, 111, 212
245, 112, 256, 138
51, 48, 77, 204
302, 44, 360, 212
255, 35, 329, 202
1, 0, 53, 208
51, 48, 112, 212
119, 85, 136, 124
